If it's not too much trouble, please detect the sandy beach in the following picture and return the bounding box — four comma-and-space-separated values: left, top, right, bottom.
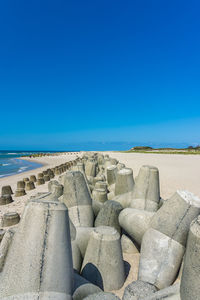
0, 152, 78, 220
105, 152, 200, 199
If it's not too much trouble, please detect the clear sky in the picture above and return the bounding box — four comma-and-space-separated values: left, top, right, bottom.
0, 0, 200, 150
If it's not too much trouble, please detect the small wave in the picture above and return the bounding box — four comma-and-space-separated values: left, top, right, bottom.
18, 166, 28, 173
7, 153, 18, 155
2, 163, 10, 166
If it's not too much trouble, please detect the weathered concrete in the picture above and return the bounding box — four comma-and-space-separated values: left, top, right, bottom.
92, 188, 108, 216
75, 227, 94, 257
150, 190, 200, 246
85, 161, 97, 178
23, 177, 29, 182
131, 165, 160, 212
122, 280, 157, 300
0, 199, 74, 299
48, 181, 63, 198
43, 175, 50, 182
30, 175, 37, 182
95, 201, 123, 233
0, 194, 13, 205
92, 188, 108, 204
107, 165, 117, 187
62, 171, 94, 227
25, 181, 35, 191
73, 272, 102, 300
113, 191, 133, 208
81, 226, 125, 291
115, 168, 134, 196
2, 212, 20, 227
117, 163, 125, 170
38, 173, 44, 179
83, 292, 120, 299
121, 234, 139, 254
180, 216, 200, 300
15, 188, 26, 197
139, 228, 185, 289
95, 181, 107, 192
71, 240, 82, 272
142, 283, 180, 300
1, 185, 13, 196
36, 178, 45, 185
119, 208, 154, 245
0, 229, 6, 243
0, 228, 16, 272
17, 180, 25, 188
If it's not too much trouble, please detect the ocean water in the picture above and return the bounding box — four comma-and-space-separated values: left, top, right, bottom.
0, 151, 46, 178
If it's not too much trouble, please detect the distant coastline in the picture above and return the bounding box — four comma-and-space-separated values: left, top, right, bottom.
121, 145, 200, 155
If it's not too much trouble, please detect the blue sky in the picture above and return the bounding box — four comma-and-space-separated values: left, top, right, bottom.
0, 0, 200, 150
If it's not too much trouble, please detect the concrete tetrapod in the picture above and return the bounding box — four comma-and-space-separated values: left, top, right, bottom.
1, 185, 13, 196
180, 216, 200, 300
119, 208, 154, 245
138, 190, 200, 289
121, 234, 139, 254
83, 292, 120, 300
0, 194, 13, 205
73, 272, 102, 300
1, 212, 20, 227
85, 160, 97, 178
81, 226, 125, 291
115, 168, 134, 196
0, 199, 74, 299
94, 200, 123, 233
30, 175, 37, 182
106, 165, 117, 191
48, 181, 63, 198
122, 280, 157, 300
131, 165, 160, 212
92, 188, 108, 216
140, 283, 180, 300
62, 171, 94, 227
25, 181, 35, 191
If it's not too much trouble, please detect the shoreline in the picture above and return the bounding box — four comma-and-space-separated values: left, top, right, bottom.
0, 152, 79, 220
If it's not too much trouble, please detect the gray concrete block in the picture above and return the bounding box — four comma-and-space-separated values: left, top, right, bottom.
141, 283, 180, 300
71, 241, 82, 273
0, 194, 13, 205
25, 181, 35, 191
115, 168, 134, 196
139, 228, 185, 289
2, 212, 20, 227
107, 165, 117, 186
119, 208, 154, 245
0, 199, 74, 299
131, 165, 160, 212
83, 292, 120, 299
150, 190, 200, 246
30, 175, 37, 182
180, 216, 200, 300
73, 272, 102, 300
95, 201, 123, 233
122, 280, 157, 300
121, 234, 139, 254
1, 185, 13, 196
62, 171, 94, 227
81, 226, 125, 291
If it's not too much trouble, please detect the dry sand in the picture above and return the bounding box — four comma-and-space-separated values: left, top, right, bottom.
105, 152, 200, 199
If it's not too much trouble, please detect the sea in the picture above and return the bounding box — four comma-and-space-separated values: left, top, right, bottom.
0, 151, 56, 178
